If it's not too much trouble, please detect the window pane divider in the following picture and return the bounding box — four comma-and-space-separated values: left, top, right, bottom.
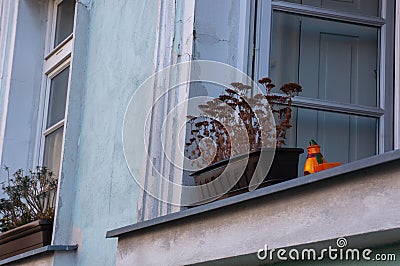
44, 119, 64, 136
291, 96, 384, 118
45, 33, 73, 60
272, 1, 385, 27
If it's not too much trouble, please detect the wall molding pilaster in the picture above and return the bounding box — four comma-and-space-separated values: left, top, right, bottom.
137, 0, 195, 221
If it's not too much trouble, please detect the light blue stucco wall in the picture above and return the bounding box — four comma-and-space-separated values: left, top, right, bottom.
0, 0, 47, 195
53, 0, 161, 265
194, 0, 241, 67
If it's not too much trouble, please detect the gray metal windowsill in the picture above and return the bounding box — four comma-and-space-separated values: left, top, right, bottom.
0, 245, 78, 265
106, 149, 400, 239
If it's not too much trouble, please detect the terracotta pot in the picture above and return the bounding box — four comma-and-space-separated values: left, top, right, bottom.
0, 219, 53, 260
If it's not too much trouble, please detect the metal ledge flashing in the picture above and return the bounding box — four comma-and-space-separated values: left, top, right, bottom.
0, 245, 78, 265
107, 149, 400, 239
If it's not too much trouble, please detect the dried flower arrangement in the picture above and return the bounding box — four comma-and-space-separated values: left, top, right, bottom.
185, 78, 302, 169
258, 78, 303, 146
0, 166, 58, 232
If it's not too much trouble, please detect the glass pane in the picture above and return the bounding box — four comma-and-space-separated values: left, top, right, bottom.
54, 0, 75, 47
43, 126, 64, 178
284, 107, 377, 175
274, 0, 380, 17
47, 66, 69, 128
270, 11, 379, 107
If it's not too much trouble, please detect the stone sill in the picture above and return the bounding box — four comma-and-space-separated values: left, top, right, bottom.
0, 245, 78, 266
107, 149, 400, 239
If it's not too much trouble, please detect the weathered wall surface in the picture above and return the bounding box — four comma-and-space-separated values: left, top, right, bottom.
193, 0, 241, 67
5, 254, 54, 266
52, 0, 160, 265
116, 161, 400, 266
0, 0, 47, 177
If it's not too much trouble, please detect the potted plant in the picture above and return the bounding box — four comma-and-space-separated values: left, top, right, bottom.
186, 78, 303, 202
0, 166, 57, 260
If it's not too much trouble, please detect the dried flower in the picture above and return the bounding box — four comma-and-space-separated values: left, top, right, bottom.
185, 77, 302, 167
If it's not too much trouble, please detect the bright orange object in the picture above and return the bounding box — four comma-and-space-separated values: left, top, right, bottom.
304, 140, 342, 175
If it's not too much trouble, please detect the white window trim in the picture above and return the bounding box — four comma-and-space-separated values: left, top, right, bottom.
0, 0, 19, 166
38, 58, 71, 170
254, 0, 272, 81
379, 0, 388, 153
33, 0, 73, 173
45, 33, 73, 60
237, 0, 253, 74
395, 0, 400, 150
44, 44, 72, 75
49, 0, 65, 51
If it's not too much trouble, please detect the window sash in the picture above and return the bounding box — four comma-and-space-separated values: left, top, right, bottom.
39, 59, 70, 174
51, 0, 75, 49
45, 33, 73, 60
46, 66, 70, 128
254, 0, 394, 154
291, 96, 384, 118
256, 0, 389, 106
43, 126, 64, 179
271, 1, 385, 27
44, 119, 64, 137
266, 8, 384, 112
37, 0, 74, 172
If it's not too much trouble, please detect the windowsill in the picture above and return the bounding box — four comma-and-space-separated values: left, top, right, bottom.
106, 149, 400, 239
0, 245, 78, 266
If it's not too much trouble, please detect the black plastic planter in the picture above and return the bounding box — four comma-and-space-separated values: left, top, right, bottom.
190, 148, 304, 202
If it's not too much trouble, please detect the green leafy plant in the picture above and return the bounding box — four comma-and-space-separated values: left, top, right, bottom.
0, 166, 58, 232
185, 78, 302, 168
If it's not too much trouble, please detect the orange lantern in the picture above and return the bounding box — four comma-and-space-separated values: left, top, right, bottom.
304, 140, 342, 175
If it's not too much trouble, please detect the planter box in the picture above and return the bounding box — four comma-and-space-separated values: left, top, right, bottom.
191, 148, 304, 202
0, 219, 53, 260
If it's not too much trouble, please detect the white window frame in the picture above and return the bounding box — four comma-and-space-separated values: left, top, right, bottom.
49, 0, 74, 51
395, 0, 400, 149
39, 59, 71, 170
33, 0, 74, 177
50, 0, 64, 49
254, 0, 395, 156
237, 0, 254, 74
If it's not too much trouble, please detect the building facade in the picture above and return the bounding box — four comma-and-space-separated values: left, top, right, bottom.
0, 0, 399, 265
